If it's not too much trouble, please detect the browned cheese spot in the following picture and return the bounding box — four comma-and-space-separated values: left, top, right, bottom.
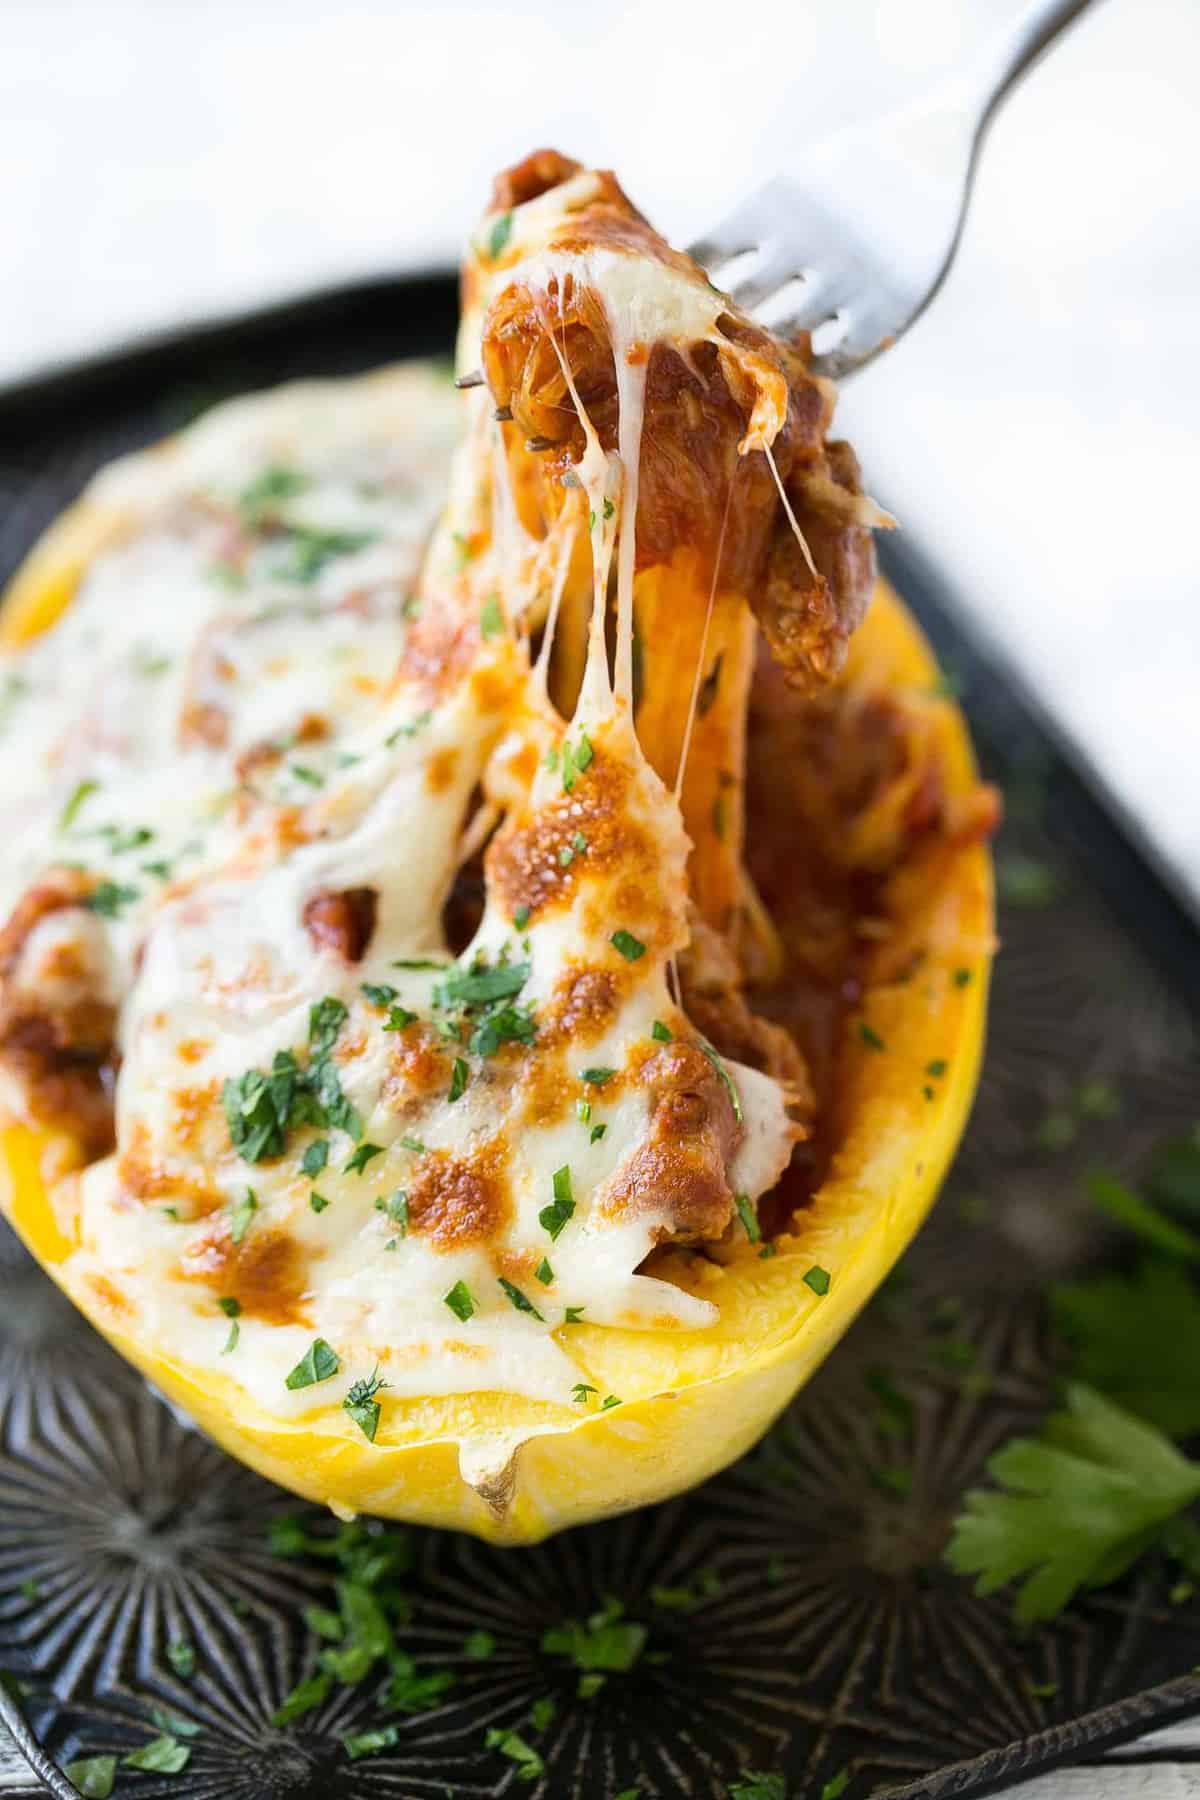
406, 1141, 512, 1251
599, 1041, 742, 1245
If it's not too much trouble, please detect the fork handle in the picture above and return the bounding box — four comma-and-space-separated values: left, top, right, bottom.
974, 0, 1098, 122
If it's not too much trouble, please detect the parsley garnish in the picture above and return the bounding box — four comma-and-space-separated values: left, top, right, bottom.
271, 1672, 332, 1727
857, 1020, 886, 1051
285, 1338, 340, 1390
274, 526, 375, 585
361, 983, 398, 1007
343, 1367, 387, 1441
581, 1066, 615, 1085
229, 1188, 257, 1245
58, 778, 98, 833
291, 763, 324, 787
1054, 1258, 1200, 1436
601, 1395, 621, 1410
564, 1305, 586, 1324
559, 731, 593, 794
699, 1041, 744, 1123
384, 1005, 417, 1031
310, 1190, 330, 1214
448, 1057, 470, 1102
344, 1141, 384, 1175
465, 1628, 496, 1660
486, 210, 513, 260
803, 1265, 831, 1296
947, 1383, 1200, 1622
540, 1166, 575, 1239
223, 1000, 361, 1163
434, 955, 535, 1057
444, 1280, 475, 1322
926, 1058, 948, 1078
729, 1776, 786, 1800
480, 595, 505, 638
302, 1139, 329, 1177
734, 1192, 761, 1244
953, 967, 972, 987
513, 905, 531, 929
400, 1134, 427, 1153
572, 1383, 598, 1404
166, 1640, 195, 1677
542, 1595, 645, 1694
384, 709, 432, 747
535, 1257, 554, 1285
122, 1735, 191, 1774
651, 1020, 672, 1042
590, 1123, 607, 1143
64, 1757, 117, 1797
485, 1727, 544, 1783
87, 880, 140, 919
344, 1725, 400, 1762
499, 1277, 544, 1321
610, 929, 645, 961
378, 1191, 409, 1235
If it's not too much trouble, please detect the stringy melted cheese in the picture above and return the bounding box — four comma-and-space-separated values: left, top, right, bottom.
2, 198, 801, 1427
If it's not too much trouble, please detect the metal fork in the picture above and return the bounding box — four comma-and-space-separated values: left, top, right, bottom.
689, 0, 1096, 379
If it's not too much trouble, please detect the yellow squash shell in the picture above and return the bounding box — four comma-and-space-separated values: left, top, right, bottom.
0, 474, 992, 1544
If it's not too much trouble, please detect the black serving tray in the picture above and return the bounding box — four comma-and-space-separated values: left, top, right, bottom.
1, 275, 1199, 1800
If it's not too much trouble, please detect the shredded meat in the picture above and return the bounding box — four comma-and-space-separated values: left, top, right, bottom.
0, 867, 117, 1155
478, 152, 877, 691
601, 1040, 742, 1244
301, 886, 378, 963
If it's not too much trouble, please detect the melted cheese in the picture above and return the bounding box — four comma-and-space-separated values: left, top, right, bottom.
2, 194, 802, 1432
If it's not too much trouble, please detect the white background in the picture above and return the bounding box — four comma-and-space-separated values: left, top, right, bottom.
1, 6, 1199, 1790
3, 0, 1198, 912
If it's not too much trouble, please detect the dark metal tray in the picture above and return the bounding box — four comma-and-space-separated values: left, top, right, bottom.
1, 275, 1198, 1800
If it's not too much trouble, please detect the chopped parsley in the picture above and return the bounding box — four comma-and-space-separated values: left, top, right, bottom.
581, 1066, 615, 1086
601, 1395, 622, 1411
87, 880, 140, 919
223, 999, 361, 1163
953, 967, 972, 987
222, 1320, 240, 1354
572, 1383, 598, 1404
576, 1098, 592, 1124
434, 952, 535, 1058
229, 1188, 258, 1245
310, 1190, 330, 1214
218, 1296, 241, 1318
485, 1727, 544, 1784
651, 1020, 672, 1042
361, 982, 398, 1007
391, 957, 448, 970
448, 1057, 470, 1102
499, 1277, 544, 1320
378, 1191, 409, 1235
803, 1265, 831, 1296
926, 1058, 948, 1078
857, 1020, 886, 1051
58, 778, 98, 833
64, 1757, 117, 1798
480, 594, 505, 638
271, 1672, 332, 1727
542, 1595, 645, 1694
344, 1141, 385, 1175
344, 1725, 400, 1762
237, 463, 308, 523
274, 526, 376, 585
384, 709, 432, 747
559, 731, 594, 794
699, 1041, 744, 1123
400, 1134, 427, 1153
564, 1306, 586, 1324
535, 1257, 554, 1285
590, 1123, 607, 1144
540, 1166, 575, 1239
384, 1005, 417, 1032
343, 1368, 387, 1441
734, 1192, 761, 1244
166, 1640, 195, 1677
486, 210, 513, 260
301, 1139, 329, 1177
444, 1280, 475, 1322
285, 1338, 340, 1390
610, 929, 645, 962
122, 1735, 191, 1775
513, 905, 531, 929
291, 763, 324, 787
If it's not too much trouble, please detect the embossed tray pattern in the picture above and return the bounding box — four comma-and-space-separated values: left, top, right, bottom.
1, 277, 1198, 1799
